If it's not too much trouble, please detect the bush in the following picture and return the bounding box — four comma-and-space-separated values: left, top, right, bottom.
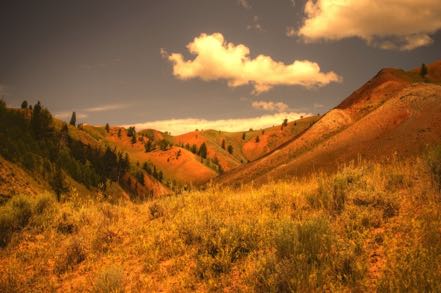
254, 217, 338, 291
149, 202, 164, 220
32, 194, 57, 230
0, 195, 33, 247
55, 238, 86, 274
56, 211, 78, 234
427, 145, 441, 191
93, 265, 124, 293
0, 212, 15, 247
10, 195, 32, 229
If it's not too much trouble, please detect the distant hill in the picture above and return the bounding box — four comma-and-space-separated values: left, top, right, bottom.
0, 102, 171, 201
2, 60, 440, 196
216, 60, 441, 186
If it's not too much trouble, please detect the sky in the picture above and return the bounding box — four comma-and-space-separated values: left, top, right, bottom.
1, 0, 440, 134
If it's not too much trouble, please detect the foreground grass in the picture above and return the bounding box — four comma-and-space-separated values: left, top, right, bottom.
0, 153, 441, 292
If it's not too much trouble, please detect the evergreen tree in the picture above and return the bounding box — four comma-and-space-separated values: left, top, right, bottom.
51, 165, 68, 202
420, 63, 428, 78
242, 132, 246, 140
105, 123, 110, 133
31, 101, 53, 138
69, 112, 76, 126
255, 135, 260, 143
136, 171, 145, 186
144, 140, 154, 152
227, 145, 233, 155
199, 142, 208, 159
221, 139, 226, 149
127, 126, 136, 137
191, 144, 198, 154
282, 118, 288, 127
131, 134, 137, 145
21, 100, 28, 109
117, 128, 122, 138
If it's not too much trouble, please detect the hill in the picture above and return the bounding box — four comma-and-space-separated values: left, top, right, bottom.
0, 102, 171, 200
1, 151, 440, 291
216, 61, 441, 186
80, 116, 317, 187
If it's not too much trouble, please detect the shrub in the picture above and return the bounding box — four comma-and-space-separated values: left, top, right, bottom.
0, 195, 33, 248
426, 145, 441, 191
34, 194, 55, 215
32, 194, 57, 231
56, 211, 78, 234
93, 265, 124, 293
149, 202, 164, 220
254, 217, 338, 291
10, 195, 32, 229
0, 212, 15, 247
55, 238, 86, 274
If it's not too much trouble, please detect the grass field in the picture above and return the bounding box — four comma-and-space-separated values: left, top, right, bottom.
1, 147, 441, 292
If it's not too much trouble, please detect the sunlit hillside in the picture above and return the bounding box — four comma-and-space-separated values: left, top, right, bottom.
1, 149, 441, 292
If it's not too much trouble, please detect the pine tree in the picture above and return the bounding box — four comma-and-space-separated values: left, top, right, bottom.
221, 139, 226, 149
282, 118, 288, 127
255, 135, 260, 143
105, 123, 110, 133
144, 140, 154, 152
420, 63, 428, 78
51, 165, 68, 202
191, 144, 198, 154
227, 145, 233, 155
69, 112, 76, 126
242, 132, 246, 140
31, 101, 53, 138
21, 100, 28, 109
199, 142, 208, 159
117, 128, 122, 138
131, 134, 137, 145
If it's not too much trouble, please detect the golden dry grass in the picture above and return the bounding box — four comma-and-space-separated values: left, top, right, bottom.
1, 153, 441, 292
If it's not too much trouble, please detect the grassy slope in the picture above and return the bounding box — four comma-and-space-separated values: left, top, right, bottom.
1, 152, 440, 292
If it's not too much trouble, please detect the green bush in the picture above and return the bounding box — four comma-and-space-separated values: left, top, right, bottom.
254, 217, 338, 291
0, 195, 33, 247
10, 195, 32, 229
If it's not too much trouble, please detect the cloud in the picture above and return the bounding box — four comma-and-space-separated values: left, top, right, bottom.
125, 112, 311, 135
252, 100, 288, 112
247, 16, 265, 32
54, 112, 88, 120
83, 104, 127, 113
297, 0, 441, 50
54, 103, 127, 121
286, 26, 296, 37
313, 103, 324, 108
164, 33, 341, 94
238, 0, 251, 9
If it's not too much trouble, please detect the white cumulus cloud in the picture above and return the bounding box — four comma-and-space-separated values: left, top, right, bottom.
163, 33, 341, 94
125, 112, 311, 135
297, 0, 441, 50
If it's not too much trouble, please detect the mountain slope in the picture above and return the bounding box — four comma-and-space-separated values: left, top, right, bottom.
217, 61, 441, 185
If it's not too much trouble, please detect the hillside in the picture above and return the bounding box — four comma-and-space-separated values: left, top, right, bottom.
78, 116, 317, 187
0, 102, 171, 200
1, 152, 440, 291
217, 61, 441, 186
